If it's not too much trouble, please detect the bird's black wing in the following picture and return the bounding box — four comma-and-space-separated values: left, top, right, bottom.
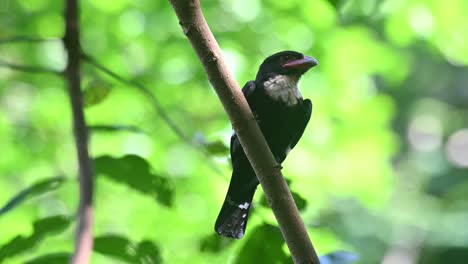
241, 80, 256, 98
230, 80, 256, 166
289, 99, 312, 150
241, 80, 256, 104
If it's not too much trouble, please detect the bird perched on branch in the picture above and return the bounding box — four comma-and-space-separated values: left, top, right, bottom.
215, 51, 318, 239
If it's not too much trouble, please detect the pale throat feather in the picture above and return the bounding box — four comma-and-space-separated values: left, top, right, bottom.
263, 75, 302, 105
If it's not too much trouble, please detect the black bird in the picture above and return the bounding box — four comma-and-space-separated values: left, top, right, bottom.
215, 51, 318, 239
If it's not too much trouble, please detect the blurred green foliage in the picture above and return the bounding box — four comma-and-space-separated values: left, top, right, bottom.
1, 0, 468, 263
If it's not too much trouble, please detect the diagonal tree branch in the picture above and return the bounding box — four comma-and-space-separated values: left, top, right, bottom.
63, 0, 95, 263
168, 1, 320, 263
0, 59, 63, 75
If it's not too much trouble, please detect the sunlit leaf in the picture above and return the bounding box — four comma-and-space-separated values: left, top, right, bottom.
235, 224, 291, 264
94, 235, 162, 263
82, 79, 112, 107
199, 233, 233, 253
0, 216, 71, 262
25, 252, 70, 264
319, 251, 359, 264
0, 176, 65, 217
94, 155, 174, 206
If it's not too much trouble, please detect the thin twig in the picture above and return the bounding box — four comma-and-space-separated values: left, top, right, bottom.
63, 0, 95, 263
0, 59, 63, 75
0, 36, 60, 44
168, 0, 320, 263
81, 53, 190, 142
81, 53, 226, 177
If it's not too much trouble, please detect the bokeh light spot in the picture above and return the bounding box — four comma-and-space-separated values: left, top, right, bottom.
119, 10, 145, 38
123, 134, 153, 158
160, 57, 195, 84
407, 114, 442, 152
446, 129, 468, 167
408, 4, 434, 37
227, 0, 261, 22
37, 42, 66, 72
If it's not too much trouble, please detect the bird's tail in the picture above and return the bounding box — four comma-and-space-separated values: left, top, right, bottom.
215, 172, 258, 239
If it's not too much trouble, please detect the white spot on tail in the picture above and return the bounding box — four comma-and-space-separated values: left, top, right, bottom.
242, 214, 247, 218
238, 202, 249, 209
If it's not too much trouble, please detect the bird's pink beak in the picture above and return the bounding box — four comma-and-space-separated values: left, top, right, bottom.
283, 56, 318, 71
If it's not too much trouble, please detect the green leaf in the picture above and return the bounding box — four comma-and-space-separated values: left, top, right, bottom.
82, 79, 112, 107
193, 133, 229, 157
0, 215, 71, 262
94, 235, 135, 263
94, 235, 162, 263
136, 240, 162, 264
0, 176, 65, 217
25, 253, 70, 264
199, 233, 233, 253
94, 155, 174, 206
291, 191, 307, 211
204, 140, 229, 156
259, 191, 307, 211
326, 0, 342, 9
235, 224, 291, 264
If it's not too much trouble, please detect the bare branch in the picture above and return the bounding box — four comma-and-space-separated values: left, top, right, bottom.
0, 59, 63, 75
63, 0, 95, 263
168, 1, 320, 263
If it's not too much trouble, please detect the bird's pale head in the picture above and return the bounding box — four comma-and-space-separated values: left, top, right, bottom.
255, 51, 318, 82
